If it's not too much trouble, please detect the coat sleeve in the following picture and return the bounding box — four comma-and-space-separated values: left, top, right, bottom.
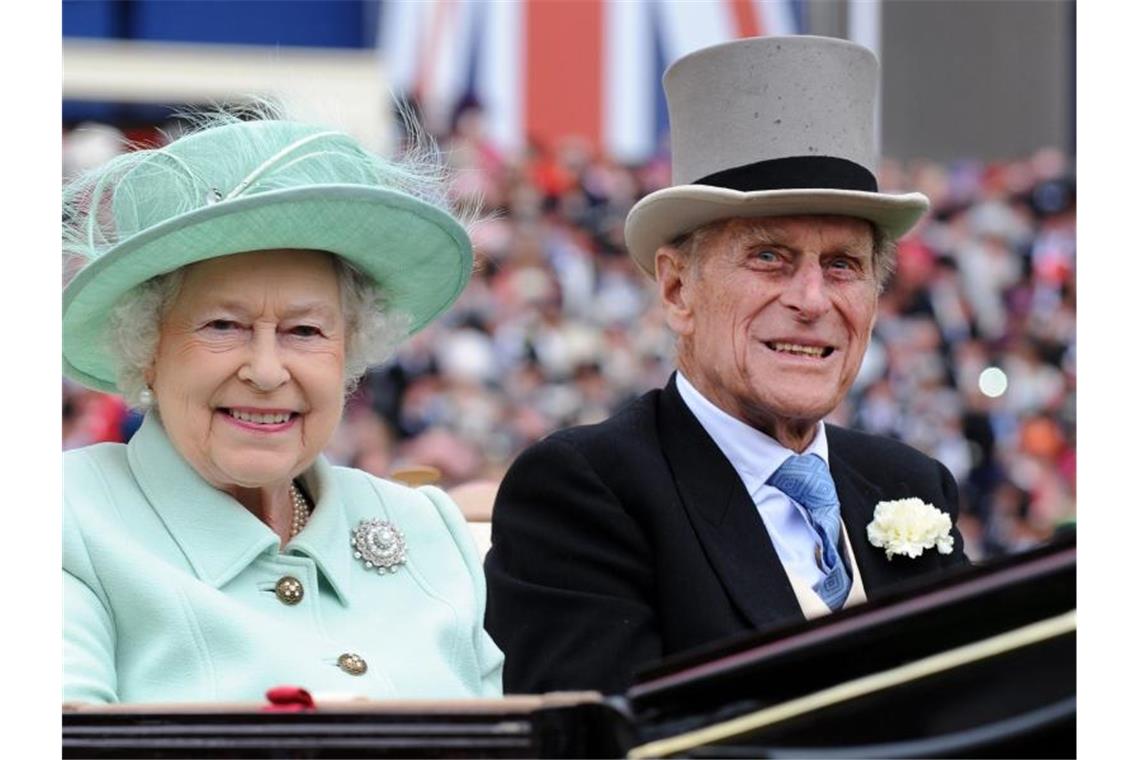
937, 459, 972, 567
63, 493, 118, 704
63, 571, 117, 704
484, 435, 660, 695
418, 485, 505, 697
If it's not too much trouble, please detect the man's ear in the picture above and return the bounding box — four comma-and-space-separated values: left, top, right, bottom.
656, 246, 695, 337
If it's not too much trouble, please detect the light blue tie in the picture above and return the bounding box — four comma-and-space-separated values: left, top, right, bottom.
767, 453, 851, 611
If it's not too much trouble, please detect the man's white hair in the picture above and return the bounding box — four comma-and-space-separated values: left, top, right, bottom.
106, 255, 411, 407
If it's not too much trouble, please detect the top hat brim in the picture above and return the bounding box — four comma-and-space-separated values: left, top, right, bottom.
624, 185, 930, 278
63, 185, 471, 394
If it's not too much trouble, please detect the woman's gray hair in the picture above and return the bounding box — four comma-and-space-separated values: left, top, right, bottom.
107, 255, 411, 407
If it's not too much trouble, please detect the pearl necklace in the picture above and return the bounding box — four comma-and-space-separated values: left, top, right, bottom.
289, 482, 311, 540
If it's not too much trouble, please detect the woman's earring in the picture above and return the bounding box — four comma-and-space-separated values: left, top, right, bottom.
138, 387, 154, 407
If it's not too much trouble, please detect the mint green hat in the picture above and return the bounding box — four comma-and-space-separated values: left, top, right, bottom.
62, 117, 472, 395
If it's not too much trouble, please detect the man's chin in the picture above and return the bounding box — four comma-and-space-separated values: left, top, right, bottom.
773, 407, 833, 429
748, 385, 840, 424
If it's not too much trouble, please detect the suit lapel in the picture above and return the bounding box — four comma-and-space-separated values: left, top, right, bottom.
657, 377, 803, 630
827, 429, 897, 596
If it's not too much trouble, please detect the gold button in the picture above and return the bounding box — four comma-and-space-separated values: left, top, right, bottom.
275, 576, 304, 605
337, 653, 368, 676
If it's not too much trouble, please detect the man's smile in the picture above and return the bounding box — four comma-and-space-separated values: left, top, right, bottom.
763, 340, 837, 359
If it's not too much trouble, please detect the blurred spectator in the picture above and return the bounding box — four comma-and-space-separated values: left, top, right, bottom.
63, 380, 135, 449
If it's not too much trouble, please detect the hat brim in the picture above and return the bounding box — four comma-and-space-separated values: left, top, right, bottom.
63, 185, 471, 394
624, 186, 930, 278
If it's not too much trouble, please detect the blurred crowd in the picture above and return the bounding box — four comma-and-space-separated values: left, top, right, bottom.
62, 105, 1076, 561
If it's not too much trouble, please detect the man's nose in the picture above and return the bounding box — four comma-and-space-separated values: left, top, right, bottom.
238, 327, 290, 391
779, 261, 829, 320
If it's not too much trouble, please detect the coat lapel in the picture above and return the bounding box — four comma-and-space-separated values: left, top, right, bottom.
827, 429, 897, 596
127, 413, 279, 588
657, 377, 803, 630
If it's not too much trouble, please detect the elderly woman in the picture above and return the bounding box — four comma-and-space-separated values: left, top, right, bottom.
62, 111, 503, 703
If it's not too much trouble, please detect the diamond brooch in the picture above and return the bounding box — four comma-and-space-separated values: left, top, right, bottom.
351, 519, 407, 574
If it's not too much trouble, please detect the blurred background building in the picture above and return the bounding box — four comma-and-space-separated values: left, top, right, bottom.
63, 0, 1076, 560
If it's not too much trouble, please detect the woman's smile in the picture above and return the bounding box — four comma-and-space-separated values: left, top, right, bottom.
217, 407, 301, 434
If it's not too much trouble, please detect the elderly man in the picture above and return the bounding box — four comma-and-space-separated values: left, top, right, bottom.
484, 36, 969, 695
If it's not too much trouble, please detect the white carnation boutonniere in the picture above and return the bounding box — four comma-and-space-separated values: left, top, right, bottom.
866, 498, 954, 560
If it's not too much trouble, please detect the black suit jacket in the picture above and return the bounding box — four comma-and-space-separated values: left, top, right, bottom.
484, 375, 968, 694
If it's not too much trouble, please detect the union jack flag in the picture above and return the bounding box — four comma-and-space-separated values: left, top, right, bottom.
380, 0, 806, 162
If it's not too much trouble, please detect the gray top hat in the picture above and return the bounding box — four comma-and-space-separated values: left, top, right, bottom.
624, 35, 929, 278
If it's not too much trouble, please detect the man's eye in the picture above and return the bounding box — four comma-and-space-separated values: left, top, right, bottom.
753, 250, 780, 263
829, 256, 865, 273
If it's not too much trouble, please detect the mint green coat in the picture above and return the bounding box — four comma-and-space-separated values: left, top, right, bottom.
64, 414, 503, 704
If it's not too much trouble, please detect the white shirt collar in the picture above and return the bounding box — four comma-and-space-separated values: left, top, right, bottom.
675, 371, 829, 500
